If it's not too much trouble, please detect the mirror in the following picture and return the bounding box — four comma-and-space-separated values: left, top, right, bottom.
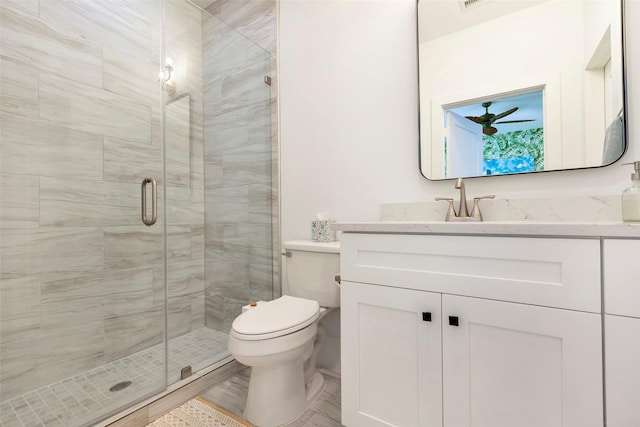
418, 0, 627, 180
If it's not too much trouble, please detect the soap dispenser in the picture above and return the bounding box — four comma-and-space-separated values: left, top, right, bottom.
622, 161, 640, 222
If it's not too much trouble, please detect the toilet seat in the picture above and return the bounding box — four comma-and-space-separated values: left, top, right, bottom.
231, 295, 320, 340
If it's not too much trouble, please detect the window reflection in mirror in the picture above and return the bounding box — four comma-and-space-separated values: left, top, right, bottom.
443, 90, 544, 178
418, 0, 627, 180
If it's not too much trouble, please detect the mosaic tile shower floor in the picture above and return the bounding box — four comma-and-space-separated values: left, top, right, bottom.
0, 327, 230, 427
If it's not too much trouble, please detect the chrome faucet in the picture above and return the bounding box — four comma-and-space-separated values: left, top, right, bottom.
435, 178, 495, 222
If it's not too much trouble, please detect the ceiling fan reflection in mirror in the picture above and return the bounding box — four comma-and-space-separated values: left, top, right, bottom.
465, 101, 536, 135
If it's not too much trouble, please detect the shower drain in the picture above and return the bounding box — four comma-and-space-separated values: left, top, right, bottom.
109, 381, 132, 392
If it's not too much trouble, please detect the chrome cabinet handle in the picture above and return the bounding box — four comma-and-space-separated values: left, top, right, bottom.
141, 177, 157, 226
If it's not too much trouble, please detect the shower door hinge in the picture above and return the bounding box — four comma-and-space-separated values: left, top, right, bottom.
264, 75, 272, 85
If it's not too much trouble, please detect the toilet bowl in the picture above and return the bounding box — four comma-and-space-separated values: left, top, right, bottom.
228, 240, 340, 427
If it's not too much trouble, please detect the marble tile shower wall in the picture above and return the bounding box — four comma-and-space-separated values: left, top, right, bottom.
201, 6, 276, 333
0, 0, 206, 402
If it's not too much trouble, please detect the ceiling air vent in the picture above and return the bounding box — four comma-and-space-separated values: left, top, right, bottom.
461, 0, 485, 9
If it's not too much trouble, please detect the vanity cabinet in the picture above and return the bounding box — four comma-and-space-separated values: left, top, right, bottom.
603, 239, 640, 427
340, 233, 604, 427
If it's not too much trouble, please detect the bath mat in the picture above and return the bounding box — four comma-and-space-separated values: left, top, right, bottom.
147, 396, 254, 427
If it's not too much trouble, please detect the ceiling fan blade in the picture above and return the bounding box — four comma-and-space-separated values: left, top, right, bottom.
495, 119, 536, 124
491, 107, 518, 122
465, 116, 485, 124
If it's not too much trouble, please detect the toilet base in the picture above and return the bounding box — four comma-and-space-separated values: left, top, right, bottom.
244, 364, 325, 427
305, 371, 324, 407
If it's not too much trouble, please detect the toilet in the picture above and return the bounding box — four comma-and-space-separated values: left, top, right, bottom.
228, 240, 340, 427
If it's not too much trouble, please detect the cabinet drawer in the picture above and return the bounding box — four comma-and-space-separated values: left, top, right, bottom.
604, 239, 640, 317
340, 233, 601, 313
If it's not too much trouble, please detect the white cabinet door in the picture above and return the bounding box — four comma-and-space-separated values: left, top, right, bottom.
341, 281, 442, 427
442, 295, 603, 427
605, 314, 640, 427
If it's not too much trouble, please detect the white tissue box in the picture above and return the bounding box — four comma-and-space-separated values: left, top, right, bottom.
311, 220, 336, 242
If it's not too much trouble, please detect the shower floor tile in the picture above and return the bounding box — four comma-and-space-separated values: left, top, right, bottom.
0, 327, 229, 427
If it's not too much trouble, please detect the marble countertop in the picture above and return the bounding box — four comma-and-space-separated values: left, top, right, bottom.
332, 221, 640, 238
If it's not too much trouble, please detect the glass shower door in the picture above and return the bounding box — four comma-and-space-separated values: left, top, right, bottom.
163, 0, 274, 385
0, 1, 167, 425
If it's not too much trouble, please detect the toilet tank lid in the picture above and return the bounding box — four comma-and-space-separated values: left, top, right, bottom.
283, 240, 340, 253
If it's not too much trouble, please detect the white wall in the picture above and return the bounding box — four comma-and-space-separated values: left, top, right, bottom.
280, 0, 639, 245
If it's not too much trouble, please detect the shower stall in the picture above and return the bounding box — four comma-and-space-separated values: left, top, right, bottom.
0, 0, 278, 425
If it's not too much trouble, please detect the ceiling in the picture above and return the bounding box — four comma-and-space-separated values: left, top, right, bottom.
190, 0, 217, 10
419, 0, 549, 42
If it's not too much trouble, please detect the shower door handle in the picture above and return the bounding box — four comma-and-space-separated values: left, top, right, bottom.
141, 177, 157, 226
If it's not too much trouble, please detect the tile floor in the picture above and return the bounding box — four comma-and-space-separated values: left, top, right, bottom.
201, 368, 344, 427
0, 327, 229, 427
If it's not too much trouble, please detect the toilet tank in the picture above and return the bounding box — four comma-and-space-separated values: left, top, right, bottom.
283, 240, 340, 308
